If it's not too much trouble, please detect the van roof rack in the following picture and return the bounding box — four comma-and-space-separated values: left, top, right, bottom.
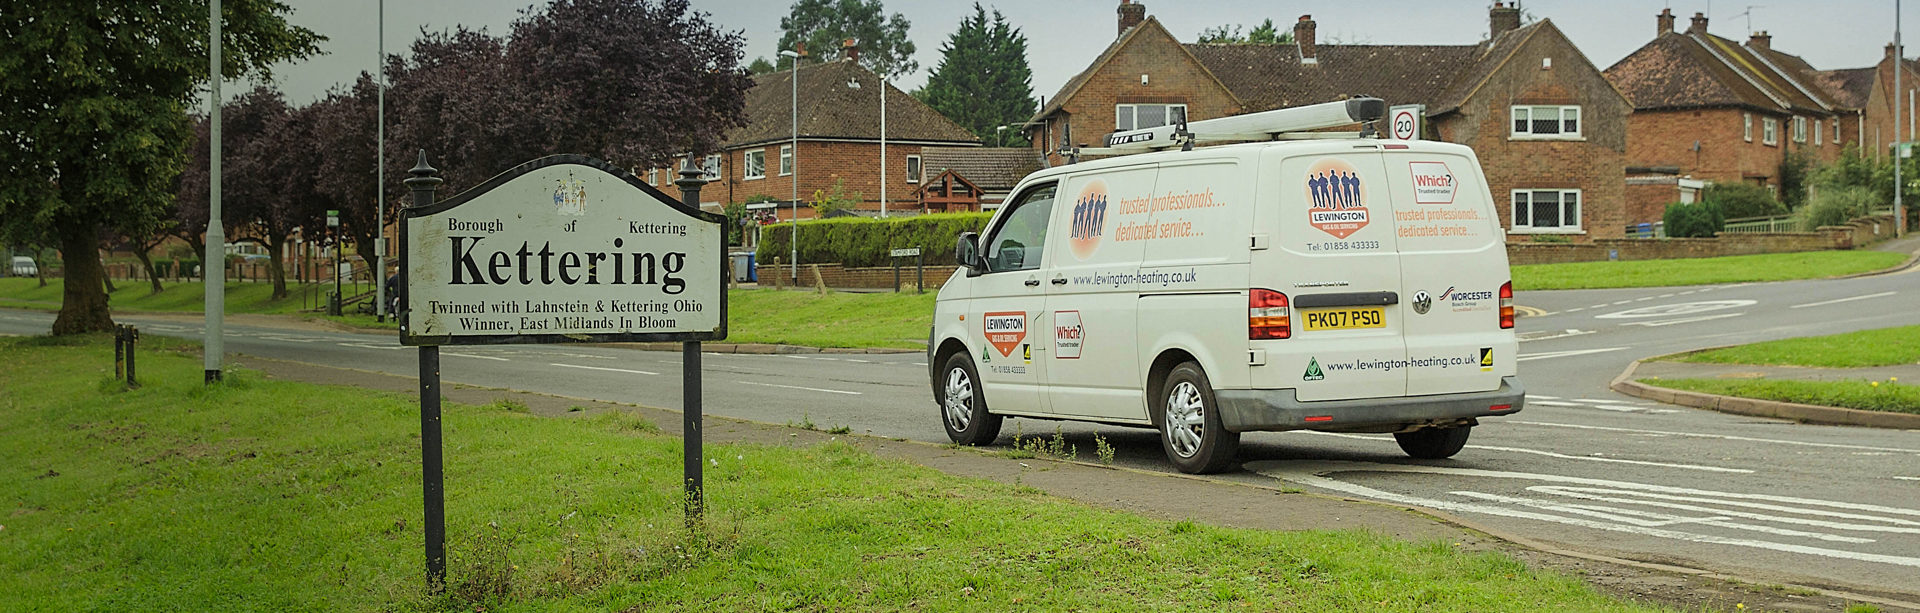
1063, 97, 1386, 159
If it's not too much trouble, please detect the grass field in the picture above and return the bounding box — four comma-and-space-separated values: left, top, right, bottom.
1672, 325, 1920, 368
1645, 377, 1919, 415
1511, 250, 1907, 290
723, 289, 934, 349
0, 277, 354, 315
0, 335, 1670, 612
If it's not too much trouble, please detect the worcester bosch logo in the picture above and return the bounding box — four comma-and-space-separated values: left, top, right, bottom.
1069, 180, 1109, 260
1305, 158, 1369, 239
1439, 286, 1495, 309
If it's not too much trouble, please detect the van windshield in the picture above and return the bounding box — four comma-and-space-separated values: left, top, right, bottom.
984, 185, 1057, 272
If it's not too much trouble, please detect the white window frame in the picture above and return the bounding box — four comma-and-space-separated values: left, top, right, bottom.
1743, 113, 1753, 142
1792, 116, 1807, 143
778, 144, 793, 176
1508, 188, 1583, 234
1115, 103, 1188, 131
701, 153, 722, 181
1814, 117, 1822, 145
647, 168, 658, 185
906, 154, 922, 184
1762, 117, 1779, 146
1509, 105, 1582, 139
743, 149, 766, 180
1832, 118, 1842, 144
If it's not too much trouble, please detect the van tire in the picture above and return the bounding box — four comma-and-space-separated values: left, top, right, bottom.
1394, 426, 1471, 459
1156, 362, 1239, 474
939, 352, 1002, 446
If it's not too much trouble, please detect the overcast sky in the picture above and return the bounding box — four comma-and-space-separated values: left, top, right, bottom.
247, 0, 1915, 106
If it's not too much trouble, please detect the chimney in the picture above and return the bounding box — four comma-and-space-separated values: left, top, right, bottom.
1687, 12, 1708, 35
841, 38, 859, 62
1748, 31, 1770, 50
1117, 0, 1145, 37
1657, 8, 1675, 36
1295, 15, 1317, 64
1490, 1, 1521, 38
1888, 42, 1900, 59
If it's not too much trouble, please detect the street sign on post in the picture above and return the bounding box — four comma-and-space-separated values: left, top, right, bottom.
1387, 104, 1424, 141
327, 209, 340, 227
889, 247, 921, 257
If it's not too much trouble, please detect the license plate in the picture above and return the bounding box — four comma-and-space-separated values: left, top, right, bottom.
1300, 306, 1385, 331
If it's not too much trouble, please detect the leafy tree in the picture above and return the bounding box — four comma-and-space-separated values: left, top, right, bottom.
1778, 150, 1813, 210
776, 0, 916, 79
1812, 144, 1893, 203
809, 178, 862, 216
1197, 19, 1291, 44
919, 4, 1034, 146
1798, 186, 1877, 231
0, 1, 322, 334
1662, 201, 1724, 238
747, 57, 777, 74
1702, 182, 1785, 219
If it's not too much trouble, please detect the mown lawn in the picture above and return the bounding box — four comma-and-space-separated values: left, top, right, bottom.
1512, 250, 1907, 290
0, 335, 1671, 612
723, 288, 935, 349
0, 277, 341, 315
1673, 325, 1920, 368
1645, 377, 1920, 415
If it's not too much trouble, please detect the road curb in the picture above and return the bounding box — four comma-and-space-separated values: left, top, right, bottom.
1832, 248, 1920, 279
1610, 352, 1920, 430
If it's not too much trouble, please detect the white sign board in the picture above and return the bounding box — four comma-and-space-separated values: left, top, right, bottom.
1388, 104, 1424, 141
890, 248, 921, 257
401, 155, 727, 346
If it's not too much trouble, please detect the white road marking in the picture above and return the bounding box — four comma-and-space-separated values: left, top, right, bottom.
1516, 347, 1627, 361
1657, 293, 1675, 298
1679, 290, 1698, 295
1620, 312, 1745, 327
550, 363, 657, 375
1635, 296, 1654, 301
446, 352, 509, 362
1506, 421, 1920, 454
1565, 307, 1585, 312
735, 380, 861, 395
1612, 300, 1632, 305
337, 342, 407, 350
1530, 400, 1582, 407
1528, 394, 1561, 400
844, 359, 871, 363
1596, 300, 1756, 319
1250, 461, 1920, 569
1299, 433, 1747, 472
1451, 490, 1876, 542
1790, 291, 1898, 309
1896, 477, 1920, 482
1517, 329, 1593, 342
1532, 486, 1920, 530
913, 362, 928, 367
1575, 398, 1643, 405
1589, 304, 1610, 309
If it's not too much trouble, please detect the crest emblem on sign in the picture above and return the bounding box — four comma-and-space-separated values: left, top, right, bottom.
1304, 158, 1369, 239
1412, 290, 1432, 315
554, 173, 588, 216
983, 311, 1027, 357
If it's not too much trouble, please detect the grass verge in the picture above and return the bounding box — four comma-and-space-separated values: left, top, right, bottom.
0, 335, 1667, 612
1512, 250, 1907, 290
723, 288, 933, 349
1644, 377, 1920, 414
1670, 325, 1920, 368
0, 277, 356, 315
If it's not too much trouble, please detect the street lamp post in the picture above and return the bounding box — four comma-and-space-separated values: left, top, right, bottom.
376, 0, 388, 320
1898, 0, 1908, 236
780, 49, 800, 281
205, 0, 225, 383
880, 73, 888, 218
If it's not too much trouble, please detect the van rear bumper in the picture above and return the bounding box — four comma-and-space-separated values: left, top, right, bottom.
1215, 377, 1524, 433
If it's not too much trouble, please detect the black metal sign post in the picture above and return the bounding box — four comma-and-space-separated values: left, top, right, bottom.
397, 151, 727, 592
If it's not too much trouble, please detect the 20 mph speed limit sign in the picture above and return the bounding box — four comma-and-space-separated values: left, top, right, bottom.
1388, 104, 1423, 141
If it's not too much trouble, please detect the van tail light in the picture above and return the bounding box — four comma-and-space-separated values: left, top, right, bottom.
1249, 289, 1290, 339
1499, 281, 1515, 329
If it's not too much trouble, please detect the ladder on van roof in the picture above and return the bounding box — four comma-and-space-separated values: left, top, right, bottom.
1063, 97, 1386, 160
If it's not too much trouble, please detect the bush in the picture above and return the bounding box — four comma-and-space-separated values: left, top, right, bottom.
1798, 186, 1878, 231
1662, 201, 1724, 238
757, 212, 993, 268
1812, 145, 1893, 201
1702, 182, 1783, 219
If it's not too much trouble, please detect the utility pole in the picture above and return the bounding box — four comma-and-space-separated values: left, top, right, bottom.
880, 74, 888, 218
1899, 0, 1908, 236
376, 0, 388, 320
204, 0, 225, 384
781, 49, 801, 281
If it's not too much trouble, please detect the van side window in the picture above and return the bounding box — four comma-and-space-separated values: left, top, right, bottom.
983, 184, 1058, 273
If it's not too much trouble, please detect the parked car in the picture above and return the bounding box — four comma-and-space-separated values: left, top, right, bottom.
10, 256, 36, 277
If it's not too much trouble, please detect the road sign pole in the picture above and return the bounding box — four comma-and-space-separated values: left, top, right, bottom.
205, 0, 225, 384
404, 153, 446, 591
674, 164, 706, 524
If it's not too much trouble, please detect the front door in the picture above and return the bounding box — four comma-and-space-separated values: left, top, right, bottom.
967, 183, 1060, 416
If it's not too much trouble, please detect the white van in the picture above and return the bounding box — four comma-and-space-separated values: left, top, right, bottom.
928, 99, 1523, 474
10, 256, 36, 277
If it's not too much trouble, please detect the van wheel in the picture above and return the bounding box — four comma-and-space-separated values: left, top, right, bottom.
1395, 426, 1471, 459
1157, 362, 1239, 474
939, 352, 1002, 445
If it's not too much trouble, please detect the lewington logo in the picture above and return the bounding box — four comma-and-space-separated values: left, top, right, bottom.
983, 311, 1027, 357
1305, 159, 1370, 239
1069, 181, 1109, 260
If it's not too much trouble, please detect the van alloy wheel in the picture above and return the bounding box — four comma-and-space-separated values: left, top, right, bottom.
1164, 381, 1205, 458
944, 368, 974, 432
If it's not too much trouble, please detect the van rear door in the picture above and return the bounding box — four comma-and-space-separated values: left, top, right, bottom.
1259, 148, 1406, 401
1381, 147, 1510, 395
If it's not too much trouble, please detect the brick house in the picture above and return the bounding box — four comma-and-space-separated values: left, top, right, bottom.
1814, 45, 1920, 159
913, 146, 1043, 211
1026, 1, 1631, 240
1605, 10, 1846, 224
646, 44, 979, 222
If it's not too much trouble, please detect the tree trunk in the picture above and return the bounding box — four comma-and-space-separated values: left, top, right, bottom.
35, 257, 47, 288
266, 234, 289, 300
133, 249, 163, 295
102, 270, 116, 294
52, 221, 113, 335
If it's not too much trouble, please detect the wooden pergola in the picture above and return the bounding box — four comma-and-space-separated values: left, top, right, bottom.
913, 169, 981, 213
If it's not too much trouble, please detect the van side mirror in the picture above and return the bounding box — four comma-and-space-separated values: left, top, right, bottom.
955, 232, 980, 269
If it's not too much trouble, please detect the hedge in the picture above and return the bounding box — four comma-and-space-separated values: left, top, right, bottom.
756, 212, 993, 268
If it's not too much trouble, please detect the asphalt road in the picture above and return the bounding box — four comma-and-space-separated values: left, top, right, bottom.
5, 264, 1919, 598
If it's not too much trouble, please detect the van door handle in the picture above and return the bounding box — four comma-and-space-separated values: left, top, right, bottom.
1051, 277, 1068, 285
1024, 278, 1040, 287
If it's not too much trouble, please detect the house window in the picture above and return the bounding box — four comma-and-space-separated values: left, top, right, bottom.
743, 149, 766, 180
1743, 113, 1753, 142
1115, 103, 1187, 131
1510, 189, 1581, 232
647, 168, 658, 185
1832, 118, 1842, 144
701, 153, 722, 181
1814, 118, 1822, 145
906, 154, 922, 183
1792, 116, 1807, 143
1509, 105, 1580, 138
779, 144, 793, 176
1762, 117, 1778, 146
